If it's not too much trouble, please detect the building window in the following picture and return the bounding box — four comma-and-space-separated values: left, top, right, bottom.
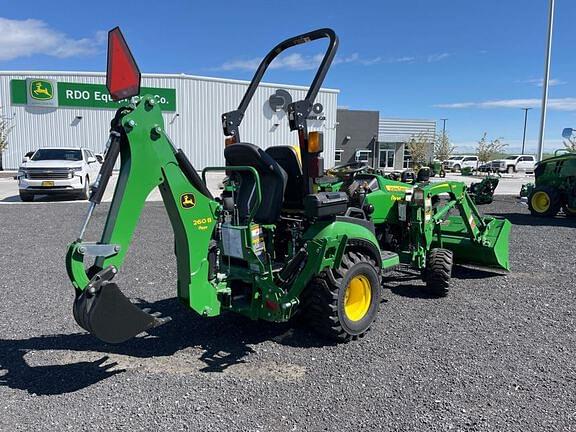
379, 143, 395, 169
355, 150, 372, 163
335, 149, 343, 163
403, 146, 412, 169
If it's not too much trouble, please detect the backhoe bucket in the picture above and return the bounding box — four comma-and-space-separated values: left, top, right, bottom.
435, 216, 511, 272
73, 282, 170, 344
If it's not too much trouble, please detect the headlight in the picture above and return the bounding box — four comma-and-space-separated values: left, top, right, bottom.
71, 167, 83, 172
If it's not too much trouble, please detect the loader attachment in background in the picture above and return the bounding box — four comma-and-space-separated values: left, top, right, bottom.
436, 215, 511, 272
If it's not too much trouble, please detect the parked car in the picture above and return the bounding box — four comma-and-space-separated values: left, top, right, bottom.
16, 147, 102, 201
485, 155, 536, 174
443, 155, 478, 171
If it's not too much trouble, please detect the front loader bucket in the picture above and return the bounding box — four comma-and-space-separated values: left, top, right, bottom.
435, 216, 511, 272
73, 282, 170, 344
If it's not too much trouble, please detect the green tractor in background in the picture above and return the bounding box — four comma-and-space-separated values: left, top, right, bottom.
523, 128, 576, 217
319, 164, 510, 296
65, 28, 511, 347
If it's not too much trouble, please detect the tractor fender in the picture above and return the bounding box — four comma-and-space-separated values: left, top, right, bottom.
302, 217, 381, 271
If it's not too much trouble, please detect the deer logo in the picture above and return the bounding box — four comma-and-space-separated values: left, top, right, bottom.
30, 80, 54, 100
180, 193, 196, 209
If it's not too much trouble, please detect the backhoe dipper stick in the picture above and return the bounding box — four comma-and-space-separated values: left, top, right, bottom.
77, 131, 121, 240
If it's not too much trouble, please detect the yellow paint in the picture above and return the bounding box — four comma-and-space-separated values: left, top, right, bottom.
531, 191, 550, 213
385, 185, 409, 192
344, 275, 372, 321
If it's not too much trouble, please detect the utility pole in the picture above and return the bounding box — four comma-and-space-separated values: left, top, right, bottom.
537, 0, 555, 161
441, 118, 448, 136
521, 108, 531, 154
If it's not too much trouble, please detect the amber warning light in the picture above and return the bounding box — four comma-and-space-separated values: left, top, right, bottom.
106, 27, 141, 101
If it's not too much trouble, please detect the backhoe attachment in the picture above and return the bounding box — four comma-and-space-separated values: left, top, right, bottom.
66, 28, 222, 343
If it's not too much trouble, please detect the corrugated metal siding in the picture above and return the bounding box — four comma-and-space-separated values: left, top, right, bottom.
0, 71, 338, 169
378, 118, 436, 142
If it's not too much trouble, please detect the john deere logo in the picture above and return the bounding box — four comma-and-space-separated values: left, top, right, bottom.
180, 193, 196, 209
30, 80, 54, 100
25, 78, 58, 107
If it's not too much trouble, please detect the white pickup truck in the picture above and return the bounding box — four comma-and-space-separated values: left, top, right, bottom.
443, 155, 478, 171
485, 155, 536, 174
17, 147, 102, 201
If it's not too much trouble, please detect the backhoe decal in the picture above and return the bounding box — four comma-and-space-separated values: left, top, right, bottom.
180, 193, 196, 209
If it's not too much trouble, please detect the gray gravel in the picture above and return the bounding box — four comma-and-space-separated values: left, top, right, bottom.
0, 196, 575, 431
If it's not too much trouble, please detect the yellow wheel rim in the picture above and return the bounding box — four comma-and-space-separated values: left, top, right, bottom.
344, 275, 372, 321
532, 191, 550, 213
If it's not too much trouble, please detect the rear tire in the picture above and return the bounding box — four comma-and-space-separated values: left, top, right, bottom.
528, 186, 561, 217
422, 248, 453, 296
19, 192, 34, 202
303, 250, 381, 342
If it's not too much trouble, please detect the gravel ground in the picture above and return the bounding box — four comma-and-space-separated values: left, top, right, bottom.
0, 196, 575, 431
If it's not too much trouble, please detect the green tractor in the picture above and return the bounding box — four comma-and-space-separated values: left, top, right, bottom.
524, 130, 576, 217
318, 165, 510, 295
66, 27, 510, 346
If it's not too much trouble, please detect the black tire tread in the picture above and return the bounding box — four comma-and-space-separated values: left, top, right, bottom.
302, 250, 379, 342
424, 248, 453, 296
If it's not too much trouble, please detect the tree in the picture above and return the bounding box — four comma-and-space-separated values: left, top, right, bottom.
476, 132, 507, 164
0, 106, 14, 171
406, 132, 432, 169
563, 135, 576, 152
434, 131, 455, 162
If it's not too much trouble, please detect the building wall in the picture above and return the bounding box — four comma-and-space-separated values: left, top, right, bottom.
0, 72, 338, 170
378, 118, 436, 170
335, 109, 379, 166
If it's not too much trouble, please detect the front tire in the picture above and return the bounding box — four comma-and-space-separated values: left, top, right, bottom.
528, 186, 561, 217
304, 251, 381, 342
422, 248, 453, 296
507, 165, 515, 174
19, 192, 34, 202
452, 164, 461, 172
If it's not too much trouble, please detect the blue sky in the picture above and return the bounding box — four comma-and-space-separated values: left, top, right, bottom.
1, 0, 574, 153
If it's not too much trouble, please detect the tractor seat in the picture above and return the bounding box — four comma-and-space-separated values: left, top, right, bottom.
224, 143, 287, 224
265, 146, 304, 209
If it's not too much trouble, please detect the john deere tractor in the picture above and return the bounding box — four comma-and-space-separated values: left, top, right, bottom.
66, 27, 511, 345
523, 130, 576, 217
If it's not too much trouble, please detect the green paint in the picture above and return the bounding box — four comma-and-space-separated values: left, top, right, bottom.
11, 79, 176, 111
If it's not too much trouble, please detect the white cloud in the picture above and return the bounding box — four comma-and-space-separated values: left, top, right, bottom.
0, 17, 105, 61
427, 52, 451, 62
518, 78, 567, 87
215, 52, 414, 71
435, 98, 576, 112
218, 53, 323, 72
216, 51, 447, 71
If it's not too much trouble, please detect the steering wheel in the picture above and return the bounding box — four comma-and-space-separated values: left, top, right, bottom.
327, 162, 371, 177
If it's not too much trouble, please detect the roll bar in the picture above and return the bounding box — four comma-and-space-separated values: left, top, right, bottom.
222, 28, 339, 141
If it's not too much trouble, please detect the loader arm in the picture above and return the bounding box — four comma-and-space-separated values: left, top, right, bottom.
66, 95, 225, 342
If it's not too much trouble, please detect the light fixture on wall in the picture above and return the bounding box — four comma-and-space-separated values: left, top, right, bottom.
71, 115, 83, 126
